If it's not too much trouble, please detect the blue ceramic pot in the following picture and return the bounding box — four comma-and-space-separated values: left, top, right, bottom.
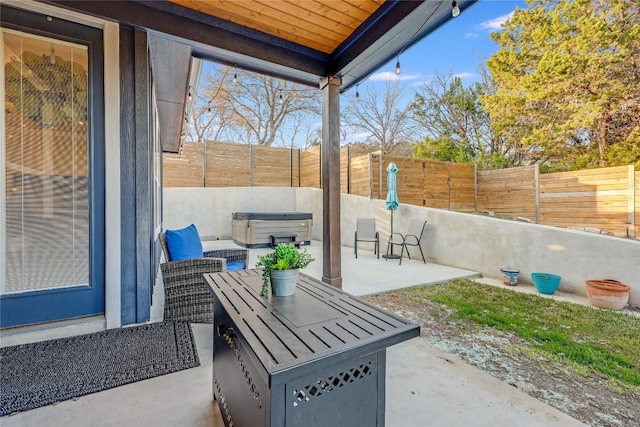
531, 273, 561, 295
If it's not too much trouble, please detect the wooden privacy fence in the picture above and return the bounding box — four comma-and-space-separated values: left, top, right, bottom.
164, 141, 300, 188
367, 153, 476, 211
477, 165, 638, 238
164, 142, 638, 238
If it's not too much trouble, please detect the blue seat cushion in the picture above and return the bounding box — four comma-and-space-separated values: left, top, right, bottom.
165, 224, 203, 261
226, 262, 244, 271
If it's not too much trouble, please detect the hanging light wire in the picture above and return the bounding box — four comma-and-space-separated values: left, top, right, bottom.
392, 1, 445, 78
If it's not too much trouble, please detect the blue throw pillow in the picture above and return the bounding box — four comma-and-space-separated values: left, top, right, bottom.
226, 262, 244, 271
165, 224, 203, 261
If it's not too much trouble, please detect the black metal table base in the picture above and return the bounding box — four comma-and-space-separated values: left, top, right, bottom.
382, 254, 401, 259
204, 269, 420, 427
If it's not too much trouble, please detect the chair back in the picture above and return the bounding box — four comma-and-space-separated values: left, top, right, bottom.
407, 219, 427, 240
158, 232, 171, 262
356, 218, 377, 240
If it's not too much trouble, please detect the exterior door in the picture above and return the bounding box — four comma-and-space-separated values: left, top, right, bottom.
0, 9, 105, 328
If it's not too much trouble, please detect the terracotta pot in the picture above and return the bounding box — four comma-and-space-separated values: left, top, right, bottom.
585, 279, 630, 310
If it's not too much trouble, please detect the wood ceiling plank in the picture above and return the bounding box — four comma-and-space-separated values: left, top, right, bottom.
344, 0, 384, 15
237, 0, 350, 39
312, 0, 377, 21
254, 0, 358, 34
301, 1, 363, 29
171, 0, 337, 53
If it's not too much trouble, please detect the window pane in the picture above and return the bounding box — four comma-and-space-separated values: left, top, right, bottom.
2, 29, 89, 293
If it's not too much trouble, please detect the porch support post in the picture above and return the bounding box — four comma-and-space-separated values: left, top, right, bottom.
320, 76, 342, 288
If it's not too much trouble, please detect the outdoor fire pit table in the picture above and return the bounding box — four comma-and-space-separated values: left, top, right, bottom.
203, 269, 420, 427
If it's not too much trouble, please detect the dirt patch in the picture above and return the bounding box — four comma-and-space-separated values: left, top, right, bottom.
364, 294, 640, 427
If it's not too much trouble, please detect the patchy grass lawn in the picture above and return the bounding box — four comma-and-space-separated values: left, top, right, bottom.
368, 279, 640, 393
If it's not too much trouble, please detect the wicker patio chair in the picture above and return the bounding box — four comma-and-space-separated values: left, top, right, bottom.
158, 232, 249, 323
158, 232, 248, 267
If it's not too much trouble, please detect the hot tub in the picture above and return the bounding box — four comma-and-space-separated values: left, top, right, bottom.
231, 212, 313, 248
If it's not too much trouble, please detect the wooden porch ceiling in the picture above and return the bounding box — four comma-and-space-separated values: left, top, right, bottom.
45, 0, 477, 90
169, 0, 386, 54
41, 0, 477, 152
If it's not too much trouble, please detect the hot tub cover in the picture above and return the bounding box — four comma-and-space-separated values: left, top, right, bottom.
232, 212, 313, 221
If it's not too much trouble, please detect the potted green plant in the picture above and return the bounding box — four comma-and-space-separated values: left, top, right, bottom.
256, 244, 314, 296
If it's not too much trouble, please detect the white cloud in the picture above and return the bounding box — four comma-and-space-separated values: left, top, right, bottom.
453, 72, 474, 79
477, 11, 514, 31
410, 79, 433, 87
369, 72, 422, 82
465, 32, 479, 39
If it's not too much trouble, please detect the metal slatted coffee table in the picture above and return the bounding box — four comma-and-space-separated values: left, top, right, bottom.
204, 269, 420, 427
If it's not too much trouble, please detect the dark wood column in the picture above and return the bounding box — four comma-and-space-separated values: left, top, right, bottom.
120, 26, 152, 324
320, 76, 342, 288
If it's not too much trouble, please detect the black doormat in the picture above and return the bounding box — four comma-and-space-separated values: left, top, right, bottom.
0, 321, 200, 416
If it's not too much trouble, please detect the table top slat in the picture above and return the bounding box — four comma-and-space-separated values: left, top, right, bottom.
243, 317, 299, 366
258, 313, 317, 359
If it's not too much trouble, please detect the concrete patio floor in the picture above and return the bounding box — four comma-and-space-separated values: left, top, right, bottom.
1, 241, 584, 427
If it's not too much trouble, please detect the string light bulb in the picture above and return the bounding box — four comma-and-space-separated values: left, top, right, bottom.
233, 73, 237, 84
451, 0, 460, 17
395, 55, 401, 75
187, 90, 192, 102
355, 84, 360, 101
279, 92, 284, 105
207, 106, 212, 115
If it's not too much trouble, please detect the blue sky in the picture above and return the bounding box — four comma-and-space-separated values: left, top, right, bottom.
335, 0, 526, 145
364, 0, 526, 88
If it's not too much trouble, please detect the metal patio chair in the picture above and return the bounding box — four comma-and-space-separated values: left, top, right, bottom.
354, 218, 379, 259
386, 219, 427, 265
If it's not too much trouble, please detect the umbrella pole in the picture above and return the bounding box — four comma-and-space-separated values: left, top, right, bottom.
384, 210, 400, 259
390, 210, 394, 255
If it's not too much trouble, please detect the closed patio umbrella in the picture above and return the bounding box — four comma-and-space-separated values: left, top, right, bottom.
384, 162, 400, 258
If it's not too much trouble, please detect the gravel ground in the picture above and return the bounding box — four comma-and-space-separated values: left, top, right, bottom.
364, 294, 640, 427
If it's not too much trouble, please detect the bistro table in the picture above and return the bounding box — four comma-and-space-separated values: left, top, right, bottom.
204, 268, 420, 427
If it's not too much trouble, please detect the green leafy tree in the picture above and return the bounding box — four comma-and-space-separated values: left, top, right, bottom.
484, 0, 640, 170
410, 71, 515, 169
413, 136, 474, 163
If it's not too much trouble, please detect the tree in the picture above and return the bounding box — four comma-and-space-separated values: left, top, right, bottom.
189, 65, 321, 147
186, 66, 234, 143
342, 81, 418, 156
410, 71, 517, 169
221, 69, 321, 146
483, 0, 640, 170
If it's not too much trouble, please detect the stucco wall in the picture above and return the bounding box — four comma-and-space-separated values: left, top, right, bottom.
163, 187, 298, 239
164, 187, 640, 307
